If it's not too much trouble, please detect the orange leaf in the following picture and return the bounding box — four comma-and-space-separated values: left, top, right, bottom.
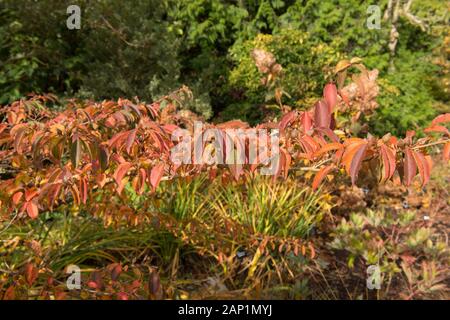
431, 113, 450, 126
424, 125, 450, 136
443, 142, 450, 161
308, 243, 316, 259
69, 184, 81, 205
312, 165, 334, 190
349, 143, 368, 185
79, 177, 88, 205
12, 191, 23, 206
26, 201, 39, 219
342, 141, 366, 174
313, 142, 343, 157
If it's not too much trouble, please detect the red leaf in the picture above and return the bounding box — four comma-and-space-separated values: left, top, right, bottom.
349, 143, 368, 185
315, 127, 340, 142
403, 148, 417, 186
314, 100, 331, 128
162, 124, 179, 134
323, 83, 337, 113
114, 162, 133, 186
150, 164, 165, 191
26, 201, 39, 219
117, 292, 129, 300
89, 271, 104, 290
25, 188, 38, 202
25, 263, 38, 286
49, 183, 63, 210
312, 165, 334, 190
301, 112, 313, 133
279, 111, 296, 132
379, 144, 396, 182
125, 129, 137, 154
411, 150, 431, 186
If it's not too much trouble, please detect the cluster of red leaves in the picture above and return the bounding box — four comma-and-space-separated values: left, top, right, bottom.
0, 79, 448, 221
1, 262, 163, 300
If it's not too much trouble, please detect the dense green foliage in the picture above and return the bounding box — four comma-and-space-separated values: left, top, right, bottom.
1, 0, 448, 133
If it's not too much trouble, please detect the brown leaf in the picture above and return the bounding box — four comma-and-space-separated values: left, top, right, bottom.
99, 146, 109, 171
148, 270, 161, 298
70, 138, 82, 168
335, 59, 351, 73
69, 184, 81, 205
111, 264, 122, 282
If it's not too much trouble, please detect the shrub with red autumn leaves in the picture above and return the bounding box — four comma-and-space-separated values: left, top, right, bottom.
0, 62, 449, 223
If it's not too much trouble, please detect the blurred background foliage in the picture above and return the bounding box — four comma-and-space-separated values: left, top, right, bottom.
0, 0, 448, 135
